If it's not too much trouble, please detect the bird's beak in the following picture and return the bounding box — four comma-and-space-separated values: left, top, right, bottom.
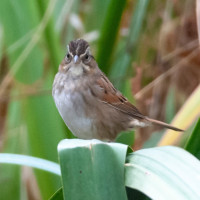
73, 55, 79, 64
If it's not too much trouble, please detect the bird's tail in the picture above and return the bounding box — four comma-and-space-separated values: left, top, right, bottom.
145, 117, 183, 132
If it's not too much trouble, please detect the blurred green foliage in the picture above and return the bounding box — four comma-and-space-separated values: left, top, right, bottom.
0, 0, 199, 199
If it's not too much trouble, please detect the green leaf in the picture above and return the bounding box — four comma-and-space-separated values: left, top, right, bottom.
126, 0, 150, 53
0, 153, 61, 176
36, 0, 63, 73
58, 139, 128, 200
185, 118, 200, 159
0, 164, 20, 200
0, 24, 3, 60
96, 0, 127, 74
158, 85, 200, 146
0, 0, 43, 83
0, 152, 61, 200
165, 86, 176, 123
116, 131, 134, 147
22, 74, 66, 199
0, 100, 23, 200
85, 0, 110, 31
49, 188, 64, 200
110, 0, 149, 90
125, 146, 200, 200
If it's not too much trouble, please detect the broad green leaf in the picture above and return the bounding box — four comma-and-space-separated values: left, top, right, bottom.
125, 146, 200, 200
185, 118, 200, 159
58, 139, 128, 200
49, 188, 64, 200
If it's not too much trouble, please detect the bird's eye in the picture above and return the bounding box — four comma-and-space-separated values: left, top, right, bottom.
84, 54, 91, 63
65, 53, 71, 63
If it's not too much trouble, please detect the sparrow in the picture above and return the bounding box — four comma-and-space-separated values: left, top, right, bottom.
52, 39, 183, 141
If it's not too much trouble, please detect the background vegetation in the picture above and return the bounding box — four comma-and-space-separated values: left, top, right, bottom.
0, 0, 199, 199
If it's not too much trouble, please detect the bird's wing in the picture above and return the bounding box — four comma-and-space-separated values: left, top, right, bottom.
93, 74, 145, 119
90, 73, 183, 131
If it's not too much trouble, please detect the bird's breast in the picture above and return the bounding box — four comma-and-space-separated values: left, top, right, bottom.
53, 80, 96, 139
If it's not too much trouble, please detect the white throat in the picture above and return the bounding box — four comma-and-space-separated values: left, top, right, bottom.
69, 65, 83, 76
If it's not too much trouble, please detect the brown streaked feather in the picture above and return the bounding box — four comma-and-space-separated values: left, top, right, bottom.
95, 74, 145, 119
94, 73, 184, 132
68, 39, 89, 56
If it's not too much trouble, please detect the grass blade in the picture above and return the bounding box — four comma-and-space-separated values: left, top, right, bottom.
96, 0, 127, 74
110, 0, 149, 89
36, 0, 63, 72
158, 84, 200, 146
185, 118, 200, 159
0, 153, 61, 175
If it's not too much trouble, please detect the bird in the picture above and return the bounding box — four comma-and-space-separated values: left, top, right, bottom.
52, 39, 183, 141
